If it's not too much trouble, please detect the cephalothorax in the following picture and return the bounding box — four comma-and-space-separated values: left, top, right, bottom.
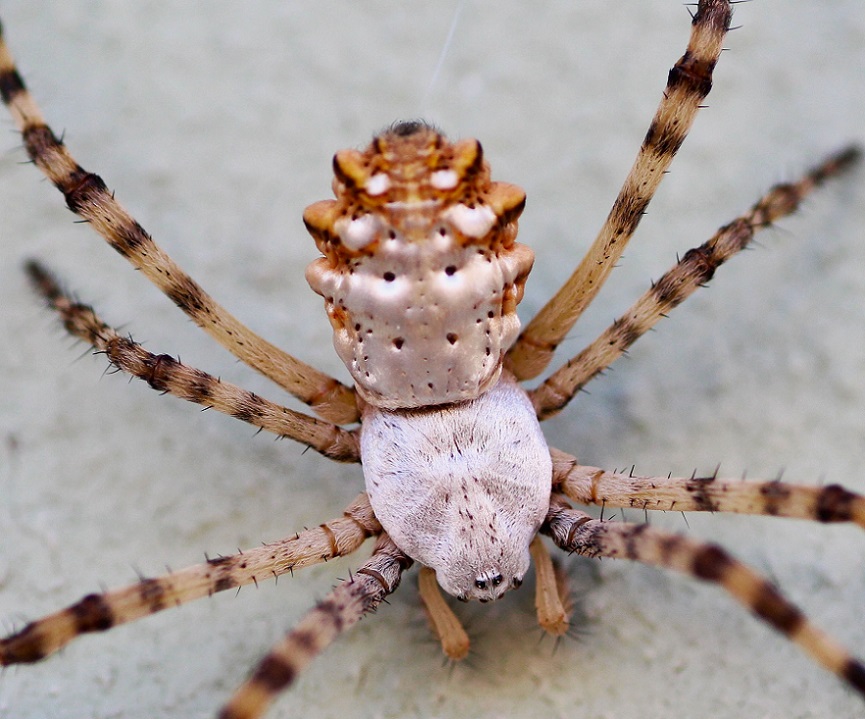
1, 3, 864, 719
362, 367, 551, 601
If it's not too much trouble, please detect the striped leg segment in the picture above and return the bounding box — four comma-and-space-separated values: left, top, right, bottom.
0, 494, 379, 666
218, 534, 412, 719
531, 146, 862, 419
0, 22, 358, 425
506, 0, 732, 380
25, 262, 360, 461
551, 448, 865, 529
543, 495, 865, 699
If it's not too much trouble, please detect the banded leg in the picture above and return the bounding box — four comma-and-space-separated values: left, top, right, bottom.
0, 23, 358, 425
0, 494, 380, 666
26, 262, 360, 461
543, 495, 865, 699
551, 448, 865, 530
531, 146, 862, 419
507, 0, 732, 380
218, 534, 412, 719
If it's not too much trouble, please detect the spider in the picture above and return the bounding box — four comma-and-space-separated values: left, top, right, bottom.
0, 4, 860, 719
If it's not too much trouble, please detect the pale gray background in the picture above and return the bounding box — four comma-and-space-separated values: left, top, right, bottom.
0, 2, 863, 718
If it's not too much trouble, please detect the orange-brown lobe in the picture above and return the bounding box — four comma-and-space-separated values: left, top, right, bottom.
303, 121, 526, 261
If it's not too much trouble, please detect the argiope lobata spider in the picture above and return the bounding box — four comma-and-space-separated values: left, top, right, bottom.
1, 1, 864, 719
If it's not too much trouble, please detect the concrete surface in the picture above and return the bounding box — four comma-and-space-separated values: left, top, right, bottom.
0, 2, 863, 718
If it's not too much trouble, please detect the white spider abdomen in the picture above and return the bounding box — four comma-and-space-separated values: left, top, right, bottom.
304, 123, 532, 409
360, 372, 552, 602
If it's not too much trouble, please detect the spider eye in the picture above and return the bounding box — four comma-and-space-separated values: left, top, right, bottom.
512, 576, 523, 589
491, 573, 503, 587
474, 578, 487, 590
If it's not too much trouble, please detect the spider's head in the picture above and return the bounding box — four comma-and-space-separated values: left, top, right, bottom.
439, 547, 530, 604
360, 372, 551, 604
427, 482, 537, 603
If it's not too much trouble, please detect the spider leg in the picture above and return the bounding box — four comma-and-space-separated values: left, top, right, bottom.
218, 533, 411, 719
0, 494, 379, 666
551, 448, 865, 530
529, 536, 570, 636
530, 146, 862, 419
543, 495, 865, 700
418, 566, 470, 661
0, 23, 358, 425
506, 0, 732, 380
24, 261, 360, 461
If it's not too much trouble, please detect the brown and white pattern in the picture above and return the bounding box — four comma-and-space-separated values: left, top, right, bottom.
1, 3, 863, 719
